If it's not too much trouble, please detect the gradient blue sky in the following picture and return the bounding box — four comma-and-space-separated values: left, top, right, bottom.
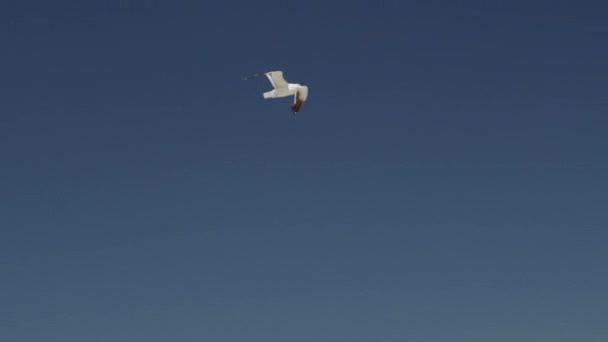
2, 1, 607, 341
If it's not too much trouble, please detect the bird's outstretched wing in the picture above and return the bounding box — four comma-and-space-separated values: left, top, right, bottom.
296, 86, 308, 102
291, 86, 308, 113
265, 71, 289, 89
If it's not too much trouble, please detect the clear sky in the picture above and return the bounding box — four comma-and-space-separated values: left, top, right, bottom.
2, 1, 607, 341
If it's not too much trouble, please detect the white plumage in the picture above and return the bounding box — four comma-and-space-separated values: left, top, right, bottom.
246, 70, 309, 115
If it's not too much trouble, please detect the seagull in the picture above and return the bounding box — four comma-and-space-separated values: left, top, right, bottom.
245, 71, 309, 115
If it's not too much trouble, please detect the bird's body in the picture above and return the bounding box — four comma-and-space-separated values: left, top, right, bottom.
263, 83, 303, 99
245, 70, 309, 114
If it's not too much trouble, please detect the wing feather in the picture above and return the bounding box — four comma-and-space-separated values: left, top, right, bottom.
265, 71, 289, 89
291, 86, 308, 113
297, 86, 308, 102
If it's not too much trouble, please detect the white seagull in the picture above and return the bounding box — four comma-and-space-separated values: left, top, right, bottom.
245, 70, 309, 115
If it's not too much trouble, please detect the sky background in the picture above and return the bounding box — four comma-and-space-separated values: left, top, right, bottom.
1, 1, 607, 341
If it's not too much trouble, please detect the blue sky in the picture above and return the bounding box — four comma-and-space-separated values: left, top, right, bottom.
1, 1, 607, 341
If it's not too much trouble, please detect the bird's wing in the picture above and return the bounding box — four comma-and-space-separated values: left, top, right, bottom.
265, 71, 289, 89
294, 86, 308, 103
291, 86, 308, 113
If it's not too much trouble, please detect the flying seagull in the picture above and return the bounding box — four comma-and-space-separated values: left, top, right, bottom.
245, 71, 309, 115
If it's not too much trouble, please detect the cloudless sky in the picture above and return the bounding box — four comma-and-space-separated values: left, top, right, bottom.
1, 1, 607, 341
